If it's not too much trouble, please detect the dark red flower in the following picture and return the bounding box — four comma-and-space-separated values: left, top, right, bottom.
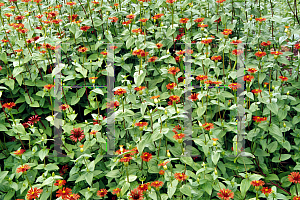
217, 188, 234, 200
129, 188, 144, 200
28, 115, 41, 124
70, 128, 85, 142
141, 152, 152, 162
56, 187, 72, 199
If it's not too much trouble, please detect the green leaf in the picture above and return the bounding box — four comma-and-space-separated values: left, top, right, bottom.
134, 70, 146, 87
0, 171, 8, 183
166, 27, 176, 37
167, 179, 178, 198
265, 174, 279, 181
197, 106, 206, 117
13, 67, 24, 77
13, 124, 26, 134
39, 148, 49, 161
180, 184, 192, 197
104, 30, 113, 43
240, 178, 251, 197
85, 172, 93, 186
75, 30, 83, 39
4, 190, 15, 200
126, 37, 135, 49
0, 52, 8, 64
92, 88, 104, 95
75, 66, 87, 78
45, 164, 59, 171
212, 152, 220, 165
268, 124, 283, 142
125, 175, 137, 182
272, 154, 291, 162
258, 73, 266, 84
32, 53, 46, 61
5, 79, 14, 90
121, 182, 130, 196
267, 102, 278, 115
105, 169, 121, 178
267, 141, 278, 153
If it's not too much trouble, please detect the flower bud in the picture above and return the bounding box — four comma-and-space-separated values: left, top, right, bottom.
154, 98, 158, 103
272, 85, 275, 90
287, 91, 289, 95
197, 178, 200, 183
167, 150, 171, 157
80, 148, 84, 152
178, 139, 183, 143
214, 168, 218, 175
213, 141, 217, 146
163, 165, 167, 170
164, 109, 167, 115
74, 59, 76, 63
283, 123, 286, 128
52, 172, 55, 177
176, 109, 180, 114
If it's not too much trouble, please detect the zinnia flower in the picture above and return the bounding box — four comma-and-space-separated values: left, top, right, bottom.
16, 164, 31, 173
78, 46, 88, 53
173, 133, 185, 140
114, 88, 127, 95
247, 68, 257, 74
137, 184, 148, 192
189, 93, 199, 101
44, 84, 54, 90
129, 188, 144, 200
174, 173, 187, 181
151, 181, 163, 189
261, 187, 272, 195
202, 122, 214, 131
65, 193, 80, 200
14, 149, 26, 155
279, 76, 288, 81
159, 170, 165, 175
97, 189, 108, 197
288, 172, 300, 184
112, 188, 121, 195
70, 128, 85, 142
252, 89, 262, 94
211, 55, 222, 61
228, 83, 242, 90
179, 18, 189, 23
251, 180, 265, 187
56, 187, 72, 199
169, 95, 180, 102
54, 180, 67, 186
244, 75, 254, 82
60, 104, 70, 111
168, 67, 180, 75
196, 75, 208, 81
27, 187, 43, 200
141, 152, 152, 162
28, 115, 41, 124
2, 102, 16, 109
254, 51, 267, 57
80, 25, 91, 31
166, 83, 176, 90
217, 188, 234, 200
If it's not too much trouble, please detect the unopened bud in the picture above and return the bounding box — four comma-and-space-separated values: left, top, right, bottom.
167, 150, 171, 157
287, 91, 289, 95
283, 123, 286, 128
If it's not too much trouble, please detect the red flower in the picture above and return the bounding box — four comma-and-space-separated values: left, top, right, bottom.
211, 55, 222, 61
278, 76, 288, 81
156, 43, 163, 48
173, 133, 185, 140
114, 88, 127, 95
158, 161, 170, 167
294, 196, 300, 200
261, 41, 271, 46
243, 75, 254, 82
56, 187, 72, 199
129, 188, 144, 200
122, 20, 132, 25
196, 75, 208, 81
16, 164, 31, 173
112, 188, 121, 195
232, 49, 244, 55
178, 76, 184, 83
255, 17, 266, 22
221, 29, 232, 35
179, 18, 189, 23
169, 95, 180, 102
135, 122, 148, 127
254, 51, 267, 57
217, 188, 234, 200
189, 93, 199, 101
253, 116, 267, 123
166, 83, 176, 90
109, 17, 118, 22
202, 123, 214, 131
97, 189, 108, 197
175, 56, 181, 62
70, 127, 85, 142
172, 125, 182, 133
134, 86, 146, 91
78, 46, 88, 53
247, 68, 257, 74
194, 18, 205, 23
27, 187, 43, 200
65, 193, 80, 200
44, 84, 54, 90
151, 181, 163, 189
270, 51, 283, 55
59, 164, 68, 175
252, 89, 262, 94
126, 14, 136, 19
138, 184, 148, 192
60, 104, 70, 111
14, 149, 26, 155
54, 180, 67, 186
159, 170, 165, 175
80, 25, 91, 31
2, 102, 16, 109
228, 83, 242, 90
216, 0, 226, 3
141, 152, 152, 162
148, 56, 158, 62
198, 23, 209, 27
251, 180, 265, 187
288, 172, 300, 184
261, 187, 272, 195
174, 173, 187, 181
168, 67, 180, 75
231, 40, 242, 45
201, 39, 212, 44
295, 44, 300, 50
28, 115, 41, 124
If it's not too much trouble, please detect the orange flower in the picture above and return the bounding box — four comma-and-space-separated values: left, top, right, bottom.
151, 181, 163, 189
134, 86, 146, 91
196, 75, 208, 81
221, 29, 232, 35
44, 84, 54, 90
135, 122, 148, 127
112, 188, 121, 195
78, 46, 88, 53
179, 18, 189, 24
166, 83, 176, 90
16, 164, 31, 173
168, 67, 180, 75
159, 170, 165, 175
254, 51, 267, 57
158, 161, 170, 167
252, 89, 262, 94
114, 88, 127, 95
232, 49, 243, 55
253, 116, 267, 123
141, 152, 152, 162
27, 187, 43, 200
148, 56, 158, 62
295, 44, 300, 50
194, 18, 205, 23
243, 75, 254, 82
279, 76, 288, 81
231, 40, 242, 45
261, 41, 271, 46
228, 83, 242, 90
288, 172, 300, 184
173, 133, 185, 140
293, 196, 300, 200
270, 51, 283, 55
97, 189, 108, 197
2, 102, 16, 109
217, 188, 234, 200
247, 68, 257, 74
108, 17, 118, 22
14, 149, 25, 155
169, 95, 180, 102
166, 0, 176, 3
201, 39, 212, 44
174, 173, 187, 181
156, 43, 163, 48
198, 23, 208, 28
126, 14, 136, 19
139, 18, 149, 22
54, 180, 66, 186
66, 1, 76, 6
202, 122, 214, 131
189, 93, 199, 101
255, 17, 266, 22
251, 180, 265, 187
137, 183, 148, 192
261, 187, 272, 195
211, 55, 222, 61
150, 95, 160, 99
80, 25, 91, 31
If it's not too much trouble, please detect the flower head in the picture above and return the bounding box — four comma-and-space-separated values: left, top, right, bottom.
217, 188, 234, 200
14, 149, 26, 155
3, 102, 16, 109
168, 67, 180, 75
244, 75, 254, 82
279, 76, 288, 81
141, 152, 152, 162
174, 173, 187, 181
28, 115, 41, 124
70, 127, 85, 142
288, 172, 300, 184
228, 83, 242, 90
44, 84, 54, 90
114, 88, 127, 95
166, 83, 176, 90
97, 189, 108, 197
16, 164, 31, 173
60, 104, 70, 111
129, 188, 144, 200
189, 93, 199, 101
54, 180, 67, 186
56, 187, 72, 199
